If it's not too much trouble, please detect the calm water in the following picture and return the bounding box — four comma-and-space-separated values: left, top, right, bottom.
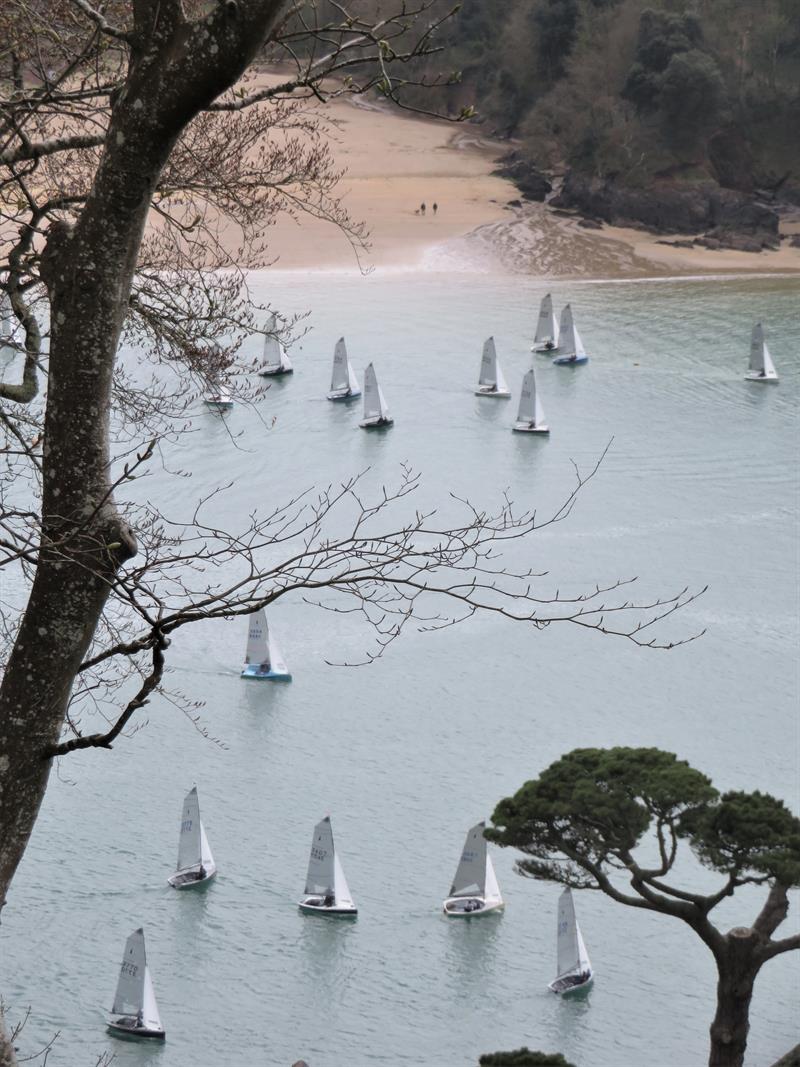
2, 270, 798, 1067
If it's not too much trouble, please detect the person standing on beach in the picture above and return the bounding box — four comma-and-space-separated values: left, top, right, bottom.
433, 202, 438, 215
420, 202, 426, 215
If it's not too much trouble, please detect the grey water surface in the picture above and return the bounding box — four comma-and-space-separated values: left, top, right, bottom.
2, 270, 798, 1067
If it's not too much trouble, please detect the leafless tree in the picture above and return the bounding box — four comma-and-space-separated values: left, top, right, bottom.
0, 1, 703, 1060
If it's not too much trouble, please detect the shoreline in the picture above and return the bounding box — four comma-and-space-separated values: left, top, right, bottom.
211, 71, 800, 280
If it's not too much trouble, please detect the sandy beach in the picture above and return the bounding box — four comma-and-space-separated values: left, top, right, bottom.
252, 75, 800, 279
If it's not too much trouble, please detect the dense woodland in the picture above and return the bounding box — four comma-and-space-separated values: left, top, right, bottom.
302, 0, 800, 238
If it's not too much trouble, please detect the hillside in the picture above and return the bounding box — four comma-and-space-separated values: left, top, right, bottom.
397, 0, 800, 249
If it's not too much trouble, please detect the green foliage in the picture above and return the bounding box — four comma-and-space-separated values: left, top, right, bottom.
479, 1050, 576, 1067
487, 747, 717, 879
532, 0, 581, 79
680, 790, 800, 886
659, 49, 726, 127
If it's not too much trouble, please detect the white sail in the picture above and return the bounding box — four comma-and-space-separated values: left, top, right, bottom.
748, 323, 777, 378
362, 363, 390, 422
556, 888, 582, 978
534, 293, 559, 348
496, 360, 509, 394
450, 822, 488, 897
333, 852, 355, 909
330, 337, 350, 392
347, 361, 360, 394
749, 324, 765, 373
176, 787, 202, 872
576, 921, 592, 973
572, 324, 587, 361
267, 628, 289, 677
141, 967, 164, 1033
262, 314, 292, 372
199, 821, 215, 869
478, 337, 498, 388
516, 369, 537, 425
111, 929, 147, 1017
305, 816, 335, 897
484, 854, 504, 907
245, 609, 269, 668
558, 304, 576, 358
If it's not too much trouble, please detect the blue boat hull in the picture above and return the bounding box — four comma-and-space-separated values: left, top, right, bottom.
241, 665, 292, 682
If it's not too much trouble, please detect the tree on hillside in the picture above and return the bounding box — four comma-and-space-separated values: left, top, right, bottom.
0, 0, 703, 1059
488, 748, 800, 1067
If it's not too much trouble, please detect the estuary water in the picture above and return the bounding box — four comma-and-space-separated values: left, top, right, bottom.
1, 269, 798, 1067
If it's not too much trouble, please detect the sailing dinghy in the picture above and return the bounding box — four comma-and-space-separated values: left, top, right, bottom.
475, 337, 511, 397
548, 888, 594, 995
107, 928, 165, 1040
241, 608, 291, 681
553, 305, 588, 365
327, 337, 361, 401
259, 314, 293, 377
167, 786, 217, 889
203, 384, 233, 411
359, 363, 393, 428
532, 293, 560, 352
512, 368, 549, 434
745, 323, 779, 382
298, 816, 358, 917
442, 822, 504, 917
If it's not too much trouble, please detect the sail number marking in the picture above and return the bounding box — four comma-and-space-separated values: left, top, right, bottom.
310, 847, 328, 861
121, 962, 139, 977
181, 819, 193, 832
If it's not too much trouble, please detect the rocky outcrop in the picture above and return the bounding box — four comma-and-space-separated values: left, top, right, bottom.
551, 171, 780, 250
493, 150, 552, 201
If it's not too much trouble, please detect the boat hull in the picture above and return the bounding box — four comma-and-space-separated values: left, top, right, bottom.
359, 416, 393, 429
474, 387, 511, 398
241, 664, 292, 682
553, 354, 587, 365
442, 896, 504, 918
168, 864, 217, 890
204, 400, 233, 411
327, 389, 361, 401
532, 342, 558, 353
548, 971, 594, 996
298, 898, 357, 918
107, 1018, 165, 1041
259, 367, 293, 377
513, 422, 549, 434
744, 372, 778, 382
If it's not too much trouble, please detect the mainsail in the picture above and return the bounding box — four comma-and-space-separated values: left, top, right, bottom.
111, 929, 147, 1017
330, 337, 350, 392
245, 609, 270, 669
749, 323, 776, 376
556, 888, 590, 978
534, 293, 558, 347
363, 363, 390, 421
176, 787, 202, 872
450, 822, 488, 897
516, 368, 545, 427
559, 304, 576, 357
305, 816, 336, 898
262, 314, 292, 372
479, 337, 498, 388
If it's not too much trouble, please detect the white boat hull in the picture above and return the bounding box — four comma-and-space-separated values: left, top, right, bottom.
513, 422, 549, 434
298, 896, 357, 918
548, 970, 594, 996
327, 389, 361, 401
474, 386, 511, 398
744, 371, 778, 382
107, 1017, 165, 1041
442, 895, 504, 918
168, 863, 217, 890
241, 664, 292, 682
204, 399, 233, 411
359, 416, 393, 429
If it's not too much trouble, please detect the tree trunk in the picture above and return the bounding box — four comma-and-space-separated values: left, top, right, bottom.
708, 928, 762, 1067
